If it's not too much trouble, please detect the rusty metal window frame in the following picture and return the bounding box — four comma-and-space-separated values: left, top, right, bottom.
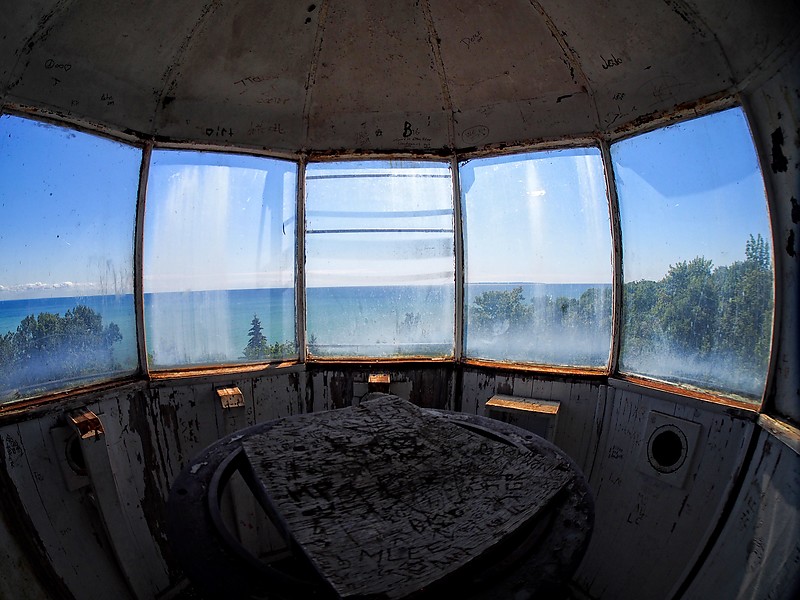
456, 144, 615, 373
0, 109, 145, 410
0, 96, 778, 415
302, 155, 458, 363
606, 103, 775, 410
139, 144, 300, 370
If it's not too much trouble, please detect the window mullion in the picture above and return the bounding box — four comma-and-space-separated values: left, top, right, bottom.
452, 154, 464, 363
600, 138, 623, 376
297, 157, 308, 363
135, 143, 153, 375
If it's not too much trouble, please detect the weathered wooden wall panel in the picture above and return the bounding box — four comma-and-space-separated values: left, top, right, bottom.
0, 502, 55, 600
79, 397, 170, 598
680, 429, 799, 599
573, 385, 755, 600
557, 382, 608, 477
308, 366, 454, 414
3, 365, 789, 600
251, 370, 308, 422
1, 415, 134, 600
459, 368, 607, 475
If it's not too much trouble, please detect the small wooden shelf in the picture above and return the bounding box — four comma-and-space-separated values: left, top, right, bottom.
485, 394, 560, 442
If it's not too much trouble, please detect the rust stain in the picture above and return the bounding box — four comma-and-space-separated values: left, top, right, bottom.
304, 370, 315, 413
0, 377, 142, 422
329, 374, 352, 409
68, 409, 104, 439
408, 368, 451, 409
463, 358, 608, 378
127, 389, 179, 579
616, 374, 760, 413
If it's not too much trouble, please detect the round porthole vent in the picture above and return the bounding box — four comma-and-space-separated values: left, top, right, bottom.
647, 425, 688, 474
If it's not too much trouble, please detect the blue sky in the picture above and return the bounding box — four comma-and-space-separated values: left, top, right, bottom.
0, 106, 772, 301
461, 147, 612, 284
143, 149, 296, 293
305, 160, 454, 287
0, 115, 140, 299
612, 107, 772, 281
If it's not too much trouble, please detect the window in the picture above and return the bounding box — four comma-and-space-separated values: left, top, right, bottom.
461, 148, 613, 367
613, 107, 773, 402
144, 150, 297, 368
0, 115, 140, 402
305, 161, 455, 358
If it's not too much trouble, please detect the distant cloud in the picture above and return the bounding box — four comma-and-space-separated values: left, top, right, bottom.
0, 281, 100, 292
0, 281, 111, 299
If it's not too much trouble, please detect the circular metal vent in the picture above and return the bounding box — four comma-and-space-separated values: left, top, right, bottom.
647, 424, 688, 474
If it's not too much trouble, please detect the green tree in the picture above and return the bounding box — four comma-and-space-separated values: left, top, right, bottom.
0, 305, 122, 393
242, 314, 296, 361
656, 257, 718, 354
715, 234, 773, 368
471, 286, 532, 333
242, 314, 269, 360
622, 279, 662, 357
621, 234, 773, 394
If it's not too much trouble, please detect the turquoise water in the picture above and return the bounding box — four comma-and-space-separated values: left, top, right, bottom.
0, 283, 610, 368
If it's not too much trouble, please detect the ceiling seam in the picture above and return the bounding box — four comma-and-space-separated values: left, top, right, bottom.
302, 0, 331, 151
419, 0, 455, 150
527, 0, 601, 132
665, 0, 735, 89
2, 0, 76, 100
150, 0, 226, 136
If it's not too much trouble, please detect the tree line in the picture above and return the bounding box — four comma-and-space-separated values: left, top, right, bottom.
0, 305, 122, 394
622, 234, 772, 385
470, 234, 772, 388
1, 235, 772, 396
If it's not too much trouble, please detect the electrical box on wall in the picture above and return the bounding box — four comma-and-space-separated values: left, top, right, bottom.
485, 394, 560, 442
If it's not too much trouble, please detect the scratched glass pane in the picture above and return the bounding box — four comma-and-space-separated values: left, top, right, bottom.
613, 107, 773, 401
0, 115, 140, 403
144, 150, 297, 368
305, 160, 455, 358
461, 148, 612, 367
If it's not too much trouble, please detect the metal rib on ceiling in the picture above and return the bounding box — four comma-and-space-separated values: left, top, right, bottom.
1, 0, 797, 152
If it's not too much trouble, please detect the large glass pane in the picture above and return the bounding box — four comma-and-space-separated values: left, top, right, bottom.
305, 161, 455, 357
461, 148, 612, 367
0, 115, 140, 402
613, 107, 773, 401
144, 150, 297, 368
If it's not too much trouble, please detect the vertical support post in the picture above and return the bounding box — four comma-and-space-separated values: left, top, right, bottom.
296, 156, 308, 363
134, 143, 152, 376
451, 154, 465, 363
600, 139, 623, 376
68, 408, 165, 599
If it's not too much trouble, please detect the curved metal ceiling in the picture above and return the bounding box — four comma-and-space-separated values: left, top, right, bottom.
1, 0, 798, 153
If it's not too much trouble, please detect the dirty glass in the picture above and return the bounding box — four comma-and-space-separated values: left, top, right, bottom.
305, 160, 455, 357
461, 148, 613, 367
0, 115, 140, 403
613, 107, 773, 402
144, 150, 297, 368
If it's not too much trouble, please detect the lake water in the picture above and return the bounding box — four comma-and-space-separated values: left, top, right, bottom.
0, 283, 609, 368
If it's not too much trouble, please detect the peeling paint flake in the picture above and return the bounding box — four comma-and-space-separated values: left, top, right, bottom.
771, 127, 788, 173
189, 461, 208, 474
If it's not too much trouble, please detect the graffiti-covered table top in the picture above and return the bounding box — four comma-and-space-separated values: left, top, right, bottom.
240, 394, 588, 599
